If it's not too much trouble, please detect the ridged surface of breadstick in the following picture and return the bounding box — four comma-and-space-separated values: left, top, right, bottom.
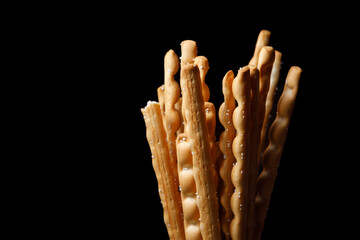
177, 133, 202, 240
254, 66, 302, 240
230, 67, 251, 240
141, 102, 185, 240
249, 30, 271, 67
180, 64, 221, 240
218, 70, 236, 239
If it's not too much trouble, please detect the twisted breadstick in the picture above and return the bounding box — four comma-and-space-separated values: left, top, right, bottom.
254, 66, 302, 240
246, 65, 260, 240
218, 70, 236, 239
230, 66, 251, 240
164, 49, 181, 190
257, 46, 275, 167
177, 133, 202, 240
249, 30, 271, 67
180, 64, 221, 240
260, 50, 282, 156
141, 102, 185, 240
194, 56, 210, 102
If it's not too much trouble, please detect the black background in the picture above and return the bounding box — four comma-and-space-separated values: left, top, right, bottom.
51, 4, 356, 239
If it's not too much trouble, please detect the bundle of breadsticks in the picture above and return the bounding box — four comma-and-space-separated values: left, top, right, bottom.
141, 30, 302, 240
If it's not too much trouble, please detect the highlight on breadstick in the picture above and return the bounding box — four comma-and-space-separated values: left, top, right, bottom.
141, 102, 185, 240
254, 66, 302, 240
218, 70, 236, 239
177, 133, 202, 240
230, 66, 251, 240
249, 30, 271, 67
180, 64, 221, 240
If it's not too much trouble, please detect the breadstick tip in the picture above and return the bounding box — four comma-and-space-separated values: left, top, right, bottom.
165, 49, 179, 75
285, 66, 302, 89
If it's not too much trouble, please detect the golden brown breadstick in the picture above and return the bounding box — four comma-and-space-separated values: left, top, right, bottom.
257, 46, 275, 167
177, 133, 202, 240
249, 30, 271, 67
180, 64, 221, 240
246, 65, 260, 240
259, 50, 282, 156
218, 70, 236, 239
194, 56, 210, 102
254, 66, 302, 240
141, 102, 185, 240
230, 66, 251, 240
181, 40, 197, 66
157, 85, 166, 125
175, 98, 184, 134
164, 50, 181, 189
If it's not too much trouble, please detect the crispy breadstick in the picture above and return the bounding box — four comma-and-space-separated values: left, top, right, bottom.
254, 66, 302, 240
249, 30, 271, 67
260, 50, 282, 156
164, 49, 181, 189
177, 133, 202, 240
158, 85, 166, 126
141, 102, 185, 240
246, 65, 260, 240
181, 40, 197, 66
194, 56, 210, 102
218, 70, 236, 239
230, 66, 251, 240
175, 98, 184, 134
180, 64, 221, 240
257, 46, 275, 167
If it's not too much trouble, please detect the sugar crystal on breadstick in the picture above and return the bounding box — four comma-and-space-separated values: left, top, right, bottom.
254, 66, 302, 240
180, 64, 221, 240
141, 102, 185, 240
230, 66, 251, 240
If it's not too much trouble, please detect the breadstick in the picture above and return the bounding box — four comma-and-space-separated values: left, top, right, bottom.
194, 56, 210, 102
257, 46, 275, 167
158, 85, 166, 126
246, 65, 260, 240
181, 40, 197, 66
230, 66, 251, 240
180, 64, 221, 240
248, 30, 271, 67
259, 50, 282, 156
141, 102, 185, 240
175, 98, 184, 134
254, 66, 302, 240
177, 133, 202, 240
218, 70, 236, 239
164, 49, 181, 189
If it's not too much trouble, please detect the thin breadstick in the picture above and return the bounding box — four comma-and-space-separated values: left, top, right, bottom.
157, 85, 166, 126
141, 102, 185, 240
180, 64, 221, 240
177, 133, 202, 240
164, 49, 181, 190
259, 50, 282, 156
181, 40, 197, 66
204, 102, 218, 203
175, 98, 184, 134
218, 70, 236, 239
230, 66, 251, 240
194, 56, 210, 102
246, 65, 260, 240
248, 30, 271, 67
254, 66, 302, 240
257, 46, 275, 168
